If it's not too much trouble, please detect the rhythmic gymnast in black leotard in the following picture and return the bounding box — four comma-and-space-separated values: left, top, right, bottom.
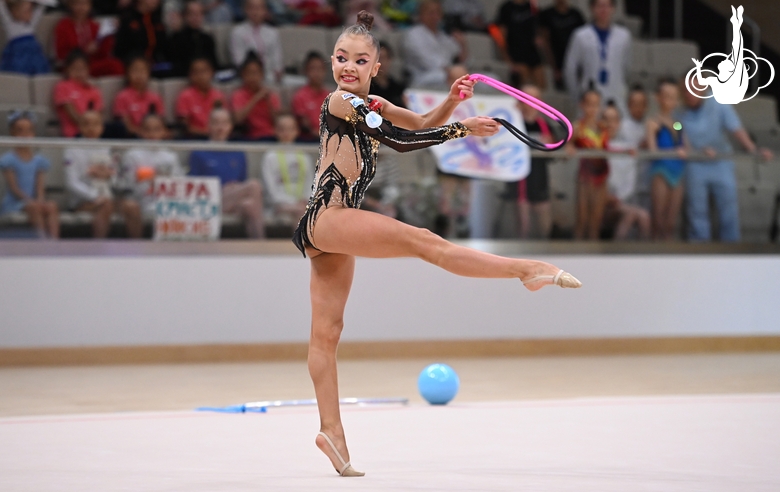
296, 11, 582, 477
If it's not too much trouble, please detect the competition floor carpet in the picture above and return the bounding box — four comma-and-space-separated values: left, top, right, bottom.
1, 394, 779, 491
2, 355, 780, 491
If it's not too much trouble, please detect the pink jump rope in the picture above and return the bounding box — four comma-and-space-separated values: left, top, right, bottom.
460, 74, 573, 151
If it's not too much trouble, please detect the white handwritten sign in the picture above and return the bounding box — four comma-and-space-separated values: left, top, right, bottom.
405, 90, 530, 182
153, 177, 222, 240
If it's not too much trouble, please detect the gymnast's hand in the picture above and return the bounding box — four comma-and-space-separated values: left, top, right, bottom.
450, 74, 475, 102
462, 116, 500, 137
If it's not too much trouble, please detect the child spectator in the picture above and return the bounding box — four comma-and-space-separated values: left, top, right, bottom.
291, 51, 329, 141
175, 57, 226, 138
64, 110, 143, 238
568, 87, 609, 240
123, 113, 185, 216
167, 0, 219, 77
114, 0, 169, 75
231, 52, 281, 140
369, 42, 406, 109
602, 101, 650, 241
230, 0, 283, 83
646, 77, 687, 241
54, 49, 104, 137
259, 112, 313, 225
512, 84, 553, 239
112, 56, 165, 138
54, 0, 124, 77
495, 0, 545, 89
0, 111, 59, 238
0, 0, 50, 74
189, 107, 266, 238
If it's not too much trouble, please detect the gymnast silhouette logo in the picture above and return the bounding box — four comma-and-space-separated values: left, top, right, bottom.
685, 5, 774, 104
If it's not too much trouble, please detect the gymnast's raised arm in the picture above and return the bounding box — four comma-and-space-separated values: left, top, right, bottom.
327, 91, 499, 153
370, 74, 476, 130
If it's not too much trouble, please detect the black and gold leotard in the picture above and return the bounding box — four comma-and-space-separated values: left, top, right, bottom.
292, 91, 471, 257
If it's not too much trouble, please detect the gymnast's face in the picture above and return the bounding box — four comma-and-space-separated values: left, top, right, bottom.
332, 35, 380, 95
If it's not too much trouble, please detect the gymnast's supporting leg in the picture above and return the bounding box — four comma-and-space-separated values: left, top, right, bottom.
312, 207, 579, 290
308, 252, 361, 475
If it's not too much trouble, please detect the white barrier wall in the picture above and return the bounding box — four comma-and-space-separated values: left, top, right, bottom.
1, 253, 779, 348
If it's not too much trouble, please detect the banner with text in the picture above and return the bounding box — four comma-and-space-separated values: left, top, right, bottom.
405, 90, 530, 181
153, 177, 221, 241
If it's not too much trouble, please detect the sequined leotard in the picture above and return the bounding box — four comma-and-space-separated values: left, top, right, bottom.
292, 91, 471, 257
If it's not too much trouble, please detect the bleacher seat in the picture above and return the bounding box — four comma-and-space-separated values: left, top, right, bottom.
160, 77, 189, 124
278, 25, 330, 73
93, 76, 125, 121
35, 12, 65, 61
735, 94, 778, 133
30, 73, 61, 125
327, 26, 343, 48
465, 32, 497, 66
210, 23, 234, 68
617, 15, 643, 38
739, 181, 776, 243
0, 73, 31, 105
649, 40, 698, 77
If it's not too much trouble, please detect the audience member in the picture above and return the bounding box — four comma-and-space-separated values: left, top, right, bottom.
402, 0, 466, 88
678, 83, 772, 242
380, 0, 416, 27
54, 49, 104, 138
442, 0, 485, 32
495, 0, 545, 89
230, 0, 283, 83
189, 107, 266, 238
114, 0, 170, 75
168, 0, 219, 77
538, 0, 585, 91
291, 51, 329, 141
64, 110, 143, 238
646, 78, 687, 241
568, 87, 608, 240
231, 52, 281, 140
259, 112, 313, 225
54, 0, 124, 77
344, 0, 391, 33
112, 56, 165, 138
0, 111, 59, 238
511, 84, 553, 239
0, 0, 49, 74
563, 0, 630, 114
602, 101, 650, 241
175, 57, 227, 138
289, 0, 341, 27
370, 42, 406, 108
123, 113, 185, 216
201, 0, 233, 24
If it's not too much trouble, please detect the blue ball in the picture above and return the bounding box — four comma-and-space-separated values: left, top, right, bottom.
418, 363, 460, 405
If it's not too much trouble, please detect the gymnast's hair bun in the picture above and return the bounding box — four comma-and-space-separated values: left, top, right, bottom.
356, 10, 374, 31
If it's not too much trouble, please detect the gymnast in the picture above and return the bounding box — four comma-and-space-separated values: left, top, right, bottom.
292, 11, 582, 477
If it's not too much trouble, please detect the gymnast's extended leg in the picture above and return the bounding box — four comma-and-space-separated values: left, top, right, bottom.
312, 207, 580, 290
308, 251, 362, 475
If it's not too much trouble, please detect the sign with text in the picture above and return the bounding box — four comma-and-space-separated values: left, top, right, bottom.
405, 90, 530, 181
153, 177, 221, 241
